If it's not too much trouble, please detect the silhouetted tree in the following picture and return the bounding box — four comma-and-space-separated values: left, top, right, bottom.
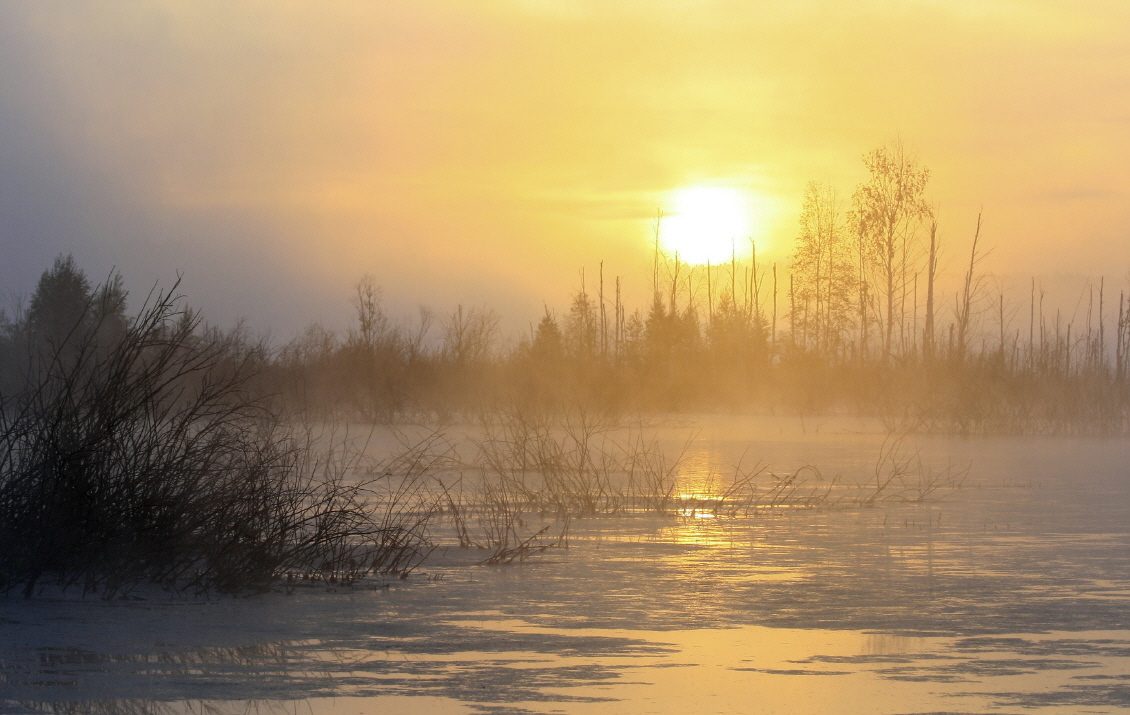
350, 275, 390, 350
954, 210, 987, 362
564, 288, 599, 362
91, 273, 129, 346
531, 310, 564, 365
442, 305, 499, 367
6, 256, 128, 383
26, 255, 94, 349
792, 181, 855, 354
344, 275, 406, 421
852, 141, 932, 359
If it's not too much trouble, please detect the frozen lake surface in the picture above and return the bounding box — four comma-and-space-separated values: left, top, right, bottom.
3, 417, 1130, 714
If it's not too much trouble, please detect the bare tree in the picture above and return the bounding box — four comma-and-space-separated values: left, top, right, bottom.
565, 283, 599, 362
791, 181, 856, 354
954, 210, 988, 362
442, 305, 499, 366
923, 217, 939, 359
852, 140, 932, 360
350, 275, 390, 350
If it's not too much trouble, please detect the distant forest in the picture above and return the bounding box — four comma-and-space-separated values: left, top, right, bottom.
3, 144, 1130, 435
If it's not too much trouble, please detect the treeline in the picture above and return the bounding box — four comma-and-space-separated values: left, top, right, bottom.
4, 144, 1130, 434
264, 142, 1130, 433
0, 256, 266, 403
265, 261, 1130, 434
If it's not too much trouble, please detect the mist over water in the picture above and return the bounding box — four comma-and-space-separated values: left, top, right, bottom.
2, 217, 1130, 714
3, 416, 1130, 714
3, 3, 1130, 712
3, 151, 1130, 712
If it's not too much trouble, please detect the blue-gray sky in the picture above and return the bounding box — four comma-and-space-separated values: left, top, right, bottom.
2, 1, 1129, 336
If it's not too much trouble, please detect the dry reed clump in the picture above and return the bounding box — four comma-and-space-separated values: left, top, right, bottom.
0, 286, 432, 598
699, 439, 966, 517
436, 472, 569, 565
320, 408, 971, 568
460, 408, 968, 523
469, 406, 691, 518
472, 405, 621, 516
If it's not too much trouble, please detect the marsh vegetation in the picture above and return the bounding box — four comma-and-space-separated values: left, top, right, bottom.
0, 246, 1128, 714
0, 260, 964, 597
0, 144, 1126, 600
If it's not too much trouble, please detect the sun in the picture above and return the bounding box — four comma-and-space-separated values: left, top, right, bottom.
659, 186, 756, 265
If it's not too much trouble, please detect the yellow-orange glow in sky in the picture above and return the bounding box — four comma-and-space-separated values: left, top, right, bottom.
0, 1, 1128, 333
660, 185, 782, 265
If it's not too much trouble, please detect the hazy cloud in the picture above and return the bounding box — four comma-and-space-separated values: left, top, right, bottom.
1, 1, 1128, 334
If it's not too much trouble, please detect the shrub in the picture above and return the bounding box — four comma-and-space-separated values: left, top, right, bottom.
0, 283, 430, 598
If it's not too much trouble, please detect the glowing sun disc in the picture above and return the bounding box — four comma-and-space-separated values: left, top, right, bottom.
659, 186, 754, 265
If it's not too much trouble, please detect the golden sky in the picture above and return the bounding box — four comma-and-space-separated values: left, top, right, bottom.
1, 1, 1128, 333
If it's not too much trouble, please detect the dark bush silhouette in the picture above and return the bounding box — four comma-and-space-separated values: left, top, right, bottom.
0, 281, 430, 598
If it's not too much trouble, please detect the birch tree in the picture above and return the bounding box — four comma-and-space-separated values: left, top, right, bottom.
792, 181, 855, 354
852, 141, 932, 359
